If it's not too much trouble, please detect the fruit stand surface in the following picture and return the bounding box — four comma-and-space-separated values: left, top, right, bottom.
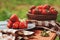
28, 30, 56, 40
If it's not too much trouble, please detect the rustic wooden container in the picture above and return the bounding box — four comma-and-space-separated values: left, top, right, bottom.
27, 13, 57, 21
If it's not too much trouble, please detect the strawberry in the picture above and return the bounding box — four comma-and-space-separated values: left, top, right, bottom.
19, 22, 27, 29
34, 9, 40, 15
43, 4, 50, 9
10, 14, 19, 22
50, 9, 58, 14
12, 22, 20, 29
7, 23, 11, 28
7, 20, 12, 28
8, 20, 12, 23
41, 9, 47, 15
31, 9, 36, 14
39, 9, 42, 13
37, 5, 43, 9
50, 7, 54, 10
30, 5, 36, 10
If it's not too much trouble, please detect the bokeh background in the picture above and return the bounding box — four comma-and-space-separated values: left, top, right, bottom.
0, 0, 60, 22
0, 0, 60, 40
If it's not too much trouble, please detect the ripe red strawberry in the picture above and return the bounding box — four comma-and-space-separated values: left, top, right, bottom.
39, 9, 42, 13
7, 23, 11, 28
37, 5, 43, 9
50, 9, 57, 14
12, 22, 20, 29
30, 5, 36, 10
43, 4, 50, 9
50, 7, 54, 10
7, 20, 12, 28
41, 9, 47, 15
19, 22, 27, 29
8, 20, 12, 23
10, 14, 19, 22
31, 9, 36, 14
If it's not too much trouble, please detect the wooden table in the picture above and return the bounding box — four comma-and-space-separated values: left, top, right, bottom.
28, 30, 56, 40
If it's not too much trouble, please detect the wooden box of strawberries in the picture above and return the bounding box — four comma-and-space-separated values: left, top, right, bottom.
27, 4, 58, 21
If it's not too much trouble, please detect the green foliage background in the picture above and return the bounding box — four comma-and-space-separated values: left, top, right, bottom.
0, 0, 60, 21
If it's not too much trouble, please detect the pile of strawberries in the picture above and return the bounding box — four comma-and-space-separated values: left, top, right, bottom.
28, 4, 58, 15
7, 14, 27, 29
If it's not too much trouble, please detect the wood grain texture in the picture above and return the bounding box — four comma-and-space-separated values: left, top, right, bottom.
29, 30, 56, 40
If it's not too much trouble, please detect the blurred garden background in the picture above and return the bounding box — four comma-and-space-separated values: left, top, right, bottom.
0, 0, 60, 22
0, 0, 60, 40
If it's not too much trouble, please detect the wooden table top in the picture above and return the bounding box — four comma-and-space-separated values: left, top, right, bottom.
28, 30, 56, 40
